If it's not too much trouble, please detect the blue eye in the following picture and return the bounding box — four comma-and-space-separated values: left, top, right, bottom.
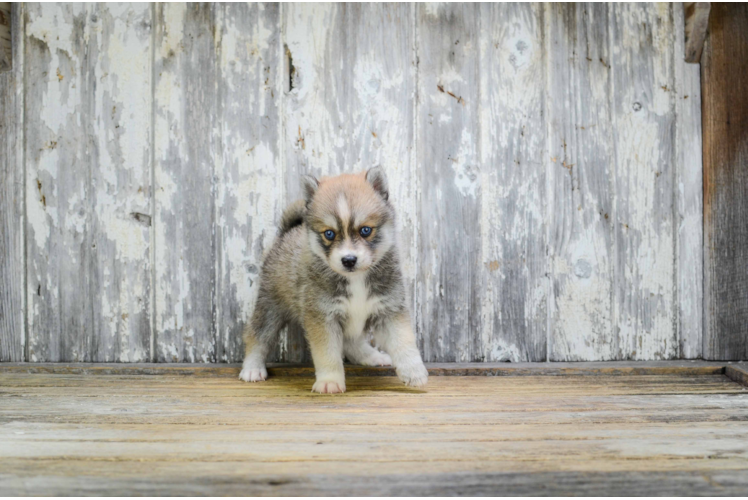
359, 226, 372, 237
323, 230, 335, 241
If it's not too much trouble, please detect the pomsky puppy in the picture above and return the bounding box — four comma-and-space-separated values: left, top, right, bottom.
239, 167, 428, 393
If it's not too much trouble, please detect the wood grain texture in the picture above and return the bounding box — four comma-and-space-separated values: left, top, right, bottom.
25, 4, 96, 362
281, 3, 415, 362
0, 2, 10, 72
0, 3, 23, 362
480, 3, 547, 362
684, 2, 710, 63
1, 3, 706, 363
215, 4, 282, 363
674, 2, 704, 359
725, 364, 748, 388
2, 470, 748, 497
547, 4, 615, 361
702, 4, 748, 361
0, 371, 746, 495
153, 4, 217, 362
24, 4, 152, 363
417, 3, 481, 362
610, 4, 678, 360
88, 4, 153, 362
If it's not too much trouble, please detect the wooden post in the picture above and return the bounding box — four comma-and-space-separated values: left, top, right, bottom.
702, 4, 748, 360
684, 2, 710, 63
0, 2, 11, 72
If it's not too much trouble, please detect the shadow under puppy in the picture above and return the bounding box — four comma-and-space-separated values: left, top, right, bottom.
239, 167, 428, 393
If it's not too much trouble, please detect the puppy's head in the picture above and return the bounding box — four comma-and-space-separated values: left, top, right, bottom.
303, 167, 394, 275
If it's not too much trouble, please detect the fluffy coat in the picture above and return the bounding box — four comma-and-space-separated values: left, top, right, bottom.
239, 168, 428, 393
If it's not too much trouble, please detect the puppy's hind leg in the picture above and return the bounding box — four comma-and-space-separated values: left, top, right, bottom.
344, 336, 392, 367
239, 302, 283, 383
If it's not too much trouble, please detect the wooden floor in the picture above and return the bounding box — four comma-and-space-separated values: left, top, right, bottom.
1, 362, 748, 496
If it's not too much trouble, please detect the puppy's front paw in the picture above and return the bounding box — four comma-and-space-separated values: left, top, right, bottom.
360, 350, 392, 367
239, 363, 268, 382
396, 362, 429, 387
312, 377, 346, 394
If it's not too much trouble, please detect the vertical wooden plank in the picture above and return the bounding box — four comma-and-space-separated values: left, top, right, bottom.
153, 4, 217, 362
25, 4, 153, 362
0, 3, 24, 361
417, 4, 480, 362
673, 3, 703, 359
610, 4, 677, 360
25, 4, 94, 361
546, 4, 615, 361
702, 4, 748, 360
87, 4, 153, 362
215, 3, 282, 363
281, 4, 415, 362
0, 2, 10, 72
479, 4, 547, 361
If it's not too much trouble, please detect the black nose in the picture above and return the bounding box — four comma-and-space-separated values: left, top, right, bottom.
341, 255, 357, 269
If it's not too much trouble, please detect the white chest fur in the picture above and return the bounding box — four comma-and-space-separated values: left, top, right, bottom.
341, 275, 381, 338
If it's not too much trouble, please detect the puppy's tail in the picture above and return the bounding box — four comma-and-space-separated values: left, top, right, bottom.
279, 199, 306, 235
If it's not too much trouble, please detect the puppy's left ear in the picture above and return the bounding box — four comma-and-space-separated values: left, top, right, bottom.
366, 166, 389, 201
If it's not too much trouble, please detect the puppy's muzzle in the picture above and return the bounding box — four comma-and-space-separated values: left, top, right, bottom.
341, 255, 357, 270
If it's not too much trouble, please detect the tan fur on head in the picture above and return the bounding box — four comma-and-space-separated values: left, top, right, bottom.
304, 170, 394, 276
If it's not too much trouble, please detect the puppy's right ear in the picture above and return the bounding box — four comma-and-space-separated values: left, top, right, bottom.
301, 175, 319, 203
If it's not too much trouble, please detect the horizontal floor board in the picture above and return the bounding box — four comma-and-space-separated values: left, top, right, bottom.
4, 469, 748, 496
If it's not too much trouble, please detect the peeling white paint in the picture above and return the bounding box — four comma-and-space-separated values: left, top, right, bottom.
672, 2, 703, 359
450, 129, 479, 198
611, 3, 678, 361
16, 3, 702, 364
422, 3, 442, 19
488, 338, 522, 362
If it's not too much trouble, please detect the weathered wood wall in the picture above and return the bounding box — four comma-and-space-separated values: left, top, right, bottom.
0, 3, 703, 363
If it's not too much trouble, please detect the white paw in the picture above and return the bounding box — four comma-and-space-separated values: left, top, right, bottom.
359, 350, 392, 367
239, 364, 267, 382
396, 362, 429, 387
312, 377, 346, 394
